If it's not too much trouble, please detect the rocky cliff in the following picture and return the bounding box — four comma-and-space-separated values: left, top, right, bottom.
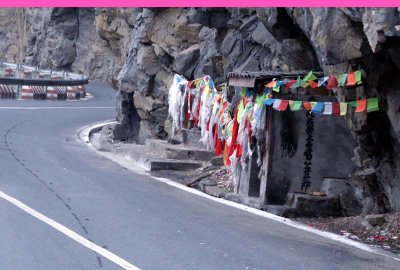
0, 8, 135, 81
1, 7, 400, 213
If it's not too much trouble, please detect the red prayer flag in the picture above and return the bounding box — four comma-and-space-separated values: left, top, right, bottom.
355, 99, 367, 112
346, 72, 356, 86
308, 80, 318, 88
285, 80, 297, 89
326, 76, 338, 89
265, 80, 276, 88
278, 100, 289, 111
303, 101, 312, 111
332, 102, 340, 115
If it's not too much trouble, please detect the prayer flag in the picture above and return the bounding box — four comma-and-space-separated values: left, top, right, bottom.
263, 98, 275, 106
304, 71, 318, 82
348, 101, 357, 108
326, 76, 338, 89
318, 77, 329, 87
355, 71, 362, 85
339, 73, 348, 86
265, 80, 276, 88
285, 80, 297, 89
309, 80, 318, 88
303, 101, 312, 111
273, 99, 282, 110
355, 99, 367, 113
312, 102, 324, 114
332, 102, 340, 115
295, 76, 302, 88
289, 100, 303, 111
340, 102, 348, 115
367, 97, 379, 112
301, 81, 309, 88
278, 100, 289, 111
323, 102, 333, 115
240, 88, 246, 97
346, 72, 356, 86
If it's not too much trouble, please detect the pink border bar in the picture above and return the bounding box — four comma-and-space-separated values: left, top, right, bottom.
1, 1, 400, 7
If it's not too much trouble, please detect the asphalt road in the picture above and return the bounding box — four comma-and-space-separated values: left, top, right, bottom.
0, 83, 399, 270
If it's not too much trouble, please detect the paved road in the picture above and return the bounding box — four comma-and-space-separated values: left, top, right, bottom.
0, 83, 399, 270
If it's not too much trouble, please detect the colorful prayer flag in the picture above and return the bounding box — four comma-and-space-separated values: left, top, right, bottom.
355, 99, 367, 113
355, 71, 362, 85
289, 100, 302, 111
263, 98, 275, 106
309, 80, 318, 88
265, 80, 276, 88
318, 77, 329, 87
340, 102, 348, 116
312, 102, 324, 114
367, 97, 379, 112
332, 102, 340, 116
273, 99, 282, 110
339, 73, 348, 86
303, 101, 312, 111
285, 80, 297, 89
323, 102, 333, 115
346, 72, 356, 86
304, 71, 318, 82
278, 100, 289, 111
326, 76, 338, 89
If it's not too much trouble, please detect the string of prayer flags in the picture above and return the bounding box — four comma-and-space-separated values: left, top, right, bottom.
355, 99, 367, 113
264, 70, 362, 93
367, 97, 379, 112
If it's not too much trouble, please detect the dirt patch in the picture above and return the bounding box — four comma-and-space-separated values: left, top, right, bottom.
295, 213, 400, 255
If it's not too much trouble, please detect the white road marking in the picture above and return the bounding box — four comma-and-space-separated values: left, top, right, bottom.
0, 106, 114, 109
79, 120, 400, 263
0, 190, 140, 270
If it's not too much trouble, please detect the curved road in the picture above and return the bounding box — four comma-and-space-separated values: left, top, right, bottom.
0, 83, 399, 270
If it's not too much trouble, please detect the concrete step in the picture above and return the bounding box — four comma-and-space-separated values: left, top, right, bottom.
148, 159, 203, 171
145, 138, 213, 161
286, 192, 341, 217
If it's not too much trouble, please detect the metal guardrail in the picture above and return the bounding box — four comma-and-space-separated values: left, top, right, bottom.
0, 62, 89, 86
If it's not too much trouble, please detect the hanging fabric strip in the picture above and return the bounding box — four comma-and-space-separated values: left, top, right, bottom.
332, 102, 340, 116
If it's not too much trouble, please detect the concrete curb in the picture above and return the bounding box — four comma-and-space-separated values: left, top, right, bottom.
77, 120, 400, 263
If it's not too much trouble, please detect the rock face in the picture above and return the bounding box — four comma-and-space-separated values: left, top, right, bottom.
0, 8, 135, 81
1, 7, 400, 213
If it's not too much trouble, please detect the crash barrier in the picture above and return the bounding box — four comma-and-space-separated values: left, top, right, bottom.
0, 62, 88, 100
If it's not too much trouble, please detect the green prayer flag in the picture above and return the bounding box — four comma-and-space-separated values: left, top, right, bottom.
348, 101, 357, 108
355, 71, 362, 85
367, 97, 379, 112
301, 81, 309, 88
339, 74, 348, 86
304, 71, 318, 82
295, 76, 302, 88
290, 100, 302, 111
340, 102, 348, 116
237, 99, 245, 123
272, 85, 280, 92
